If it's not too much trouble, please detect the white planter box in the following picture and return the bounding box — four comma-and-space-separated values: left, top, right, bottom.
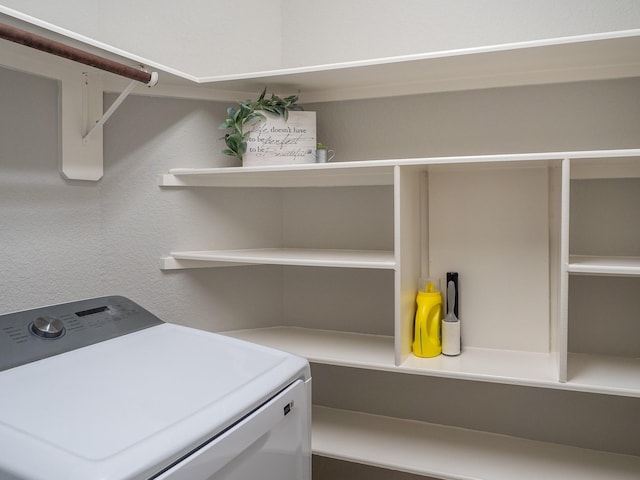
244, 111, 316, 166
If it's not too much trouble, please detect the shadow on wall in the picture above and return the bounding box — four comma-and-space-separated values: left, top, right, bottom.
311, 363, 640, 457
104, 93, 232, 173
306, 78, 640, 162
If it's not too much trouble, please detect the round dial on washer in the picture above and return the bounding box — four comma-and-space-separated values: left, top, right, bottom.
31, 316, 65, 339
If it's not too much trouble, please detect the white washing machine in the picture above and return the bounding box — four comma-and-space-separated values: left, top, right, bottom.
0, 296, 311, 480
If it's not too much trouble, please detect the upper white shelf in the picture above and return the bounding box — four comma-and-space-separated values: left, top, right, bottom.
569, 255, 640, 276
160, 163, 396, 188
194, 30, 640, 102
570, 157, 640, 179
3, 9, 640, 102
159, 149, 640, 188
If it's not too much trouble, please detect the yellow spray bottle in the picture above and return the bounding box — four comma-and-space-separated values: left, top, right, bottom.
412, 279, 442, 357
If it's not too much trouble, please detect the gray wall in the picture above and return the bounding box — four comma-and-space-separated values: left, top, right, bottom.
307, 78, 640, 161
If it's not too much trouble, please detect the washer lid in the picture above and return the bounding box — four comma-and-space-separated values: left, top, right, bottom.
0, 323, 309, 480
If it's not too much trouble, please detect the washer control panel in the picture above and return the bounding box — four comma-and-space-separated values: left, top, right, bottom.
30, 315, 66, 338
0, 296, 164, 371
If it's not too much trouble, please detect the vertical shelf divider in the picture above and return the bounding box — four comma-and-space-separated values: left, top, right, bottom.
420, 171, 430, 279
394, 166, 423, 366
548, 161, 564, 382
558, 158, 571, 382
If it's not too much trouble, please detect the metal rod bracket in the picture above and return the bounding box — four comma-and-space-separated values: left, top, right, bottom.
83, 79, 136, 143
82, 70, 157, 143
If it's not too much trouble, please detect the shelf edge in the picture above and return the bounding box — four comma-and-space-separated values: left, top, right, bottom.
163, 249, 397, 270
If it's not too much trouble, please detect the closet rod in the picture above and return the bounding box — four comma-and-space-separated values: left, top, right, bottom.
0, 22, 157, 86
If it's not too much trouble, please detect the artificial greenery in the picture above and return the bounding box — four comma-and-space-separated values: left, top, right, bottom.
219, 88, 303, 161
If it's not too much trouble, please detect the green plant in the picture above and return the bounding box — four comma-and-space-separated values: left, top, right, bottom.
219, 88, 303, 161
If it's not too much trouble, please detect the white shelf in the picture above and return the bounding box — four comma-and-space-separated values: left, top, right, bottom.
226, 327, 558, 387
2, 11, 639, 103
224, 327, 396, 368
159, 149, 640, 189
162, 248, 396, 270
567, 353, 640, 397
568, 255, 640, 276
398, 347, 558, 387
160, 163, 396, 188
312, 406, 640, 480
225, 327, 640, 397
195, 30, 640, 102
570, 157, 640, 179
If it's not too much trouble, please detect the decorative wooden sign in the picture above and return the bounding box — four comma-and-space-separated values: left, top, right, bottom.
244, 111, 316, 166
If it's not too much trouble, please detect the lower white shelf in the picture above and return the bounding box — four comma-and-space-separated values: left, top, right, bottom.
161, 248, 396, 269
223, 327, 558, 385
567, 353, 640, 397
312, 406, 640, 480
224, 327, 396, 369
223, 326, 640, 397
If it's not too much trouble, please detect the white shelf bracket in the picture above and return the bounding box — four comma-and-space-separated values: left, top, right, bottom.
58, 71, 104, 181
62, 70, 156, 181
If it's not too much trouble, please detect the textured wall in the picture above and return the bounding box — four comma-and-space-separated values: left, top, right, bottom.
99, 92, 286, 331
1, 66, 639, 472
0, 67, 104, 311
0, 67, 286, 331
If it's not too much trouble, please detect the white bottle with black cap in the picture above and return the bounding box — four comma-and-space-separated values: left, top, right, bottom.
442, 274, 461, 356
